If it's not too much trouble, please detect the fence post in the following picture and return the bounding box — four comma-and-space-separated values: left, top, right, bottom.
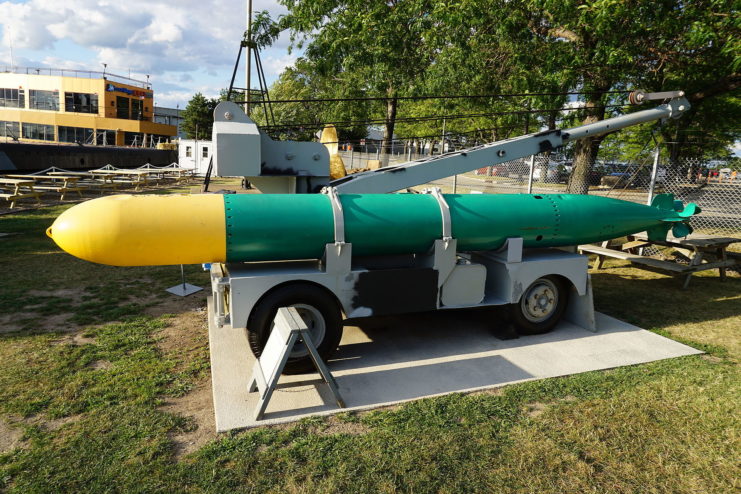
647, 145, 661, 205
527, 154, 536, 194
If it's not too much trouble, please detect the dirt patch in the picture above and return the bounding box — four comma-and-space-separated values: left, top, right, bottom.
88, 359, 112, 370
43, 414, 82, 431
701, 354, 723, 363
0, 312, 74, 334
470, 387, 505, 398
143, 292, 207, 320
155, 308, 208, 356
160, 382, 215, 459
319, 415, 370, 436
0, 419, 24, 454
20, 413, 83, 432
27, 288, 84, 303
526, 402, 548, 418
55, 331, 96, 346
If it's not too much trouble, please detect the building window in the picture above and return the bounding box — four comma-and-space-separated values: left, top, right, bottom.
186, 146, 192, 157
22, 123, 55, 141
124, 131, 143, 146
64, 92, 98, 114
94, 129, 116, 146
0, 121, 20, 138
150, 134, 170, 146
29, 90, 60, 111
131, 99, 144, 120
0, 88, 25, 108
58, 126, 94, 144
202, 147, 209, 158
116, 96, 130, 119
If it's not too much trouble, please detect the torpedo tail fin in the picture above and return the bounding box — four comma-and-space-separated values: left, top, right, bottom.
650, 193, 700, 239
647, 224, 672, 242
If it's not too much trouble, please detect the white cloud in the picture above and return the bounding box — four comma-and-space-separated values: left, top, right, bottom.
262, 53, 297, 77
0, 0, 294, 106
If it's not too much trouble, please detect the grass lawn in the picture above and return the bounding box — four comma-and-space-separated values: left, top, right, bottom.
0, 195, 738, 493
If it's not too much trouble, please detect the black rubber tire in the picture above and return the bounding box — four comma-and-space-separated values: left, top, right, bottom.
247, 283, 343, 375
508, 275, 568, 335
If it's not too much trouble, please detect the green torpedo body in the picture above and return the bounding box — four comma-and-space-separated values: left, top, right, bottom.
224, 192, 698, 262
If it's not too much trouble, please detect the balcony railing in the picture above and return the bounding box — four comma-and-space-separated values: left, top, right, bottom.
0, 66, 152, 90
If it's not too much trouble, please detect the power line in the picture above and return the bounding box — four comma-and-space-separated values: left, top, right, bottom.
236, 89, 631, 105
259, 104, 631, 132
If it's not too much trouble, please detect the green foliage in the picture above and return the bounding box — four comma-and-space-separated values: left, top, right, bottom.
181, 93, 218, 140
252, 0, 738, 165
251, 60, 371, 142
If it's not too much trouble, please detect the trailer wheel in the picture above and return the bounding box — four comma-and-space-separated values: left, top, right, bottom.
247, 284, 343, 375
509, 276, 568, 335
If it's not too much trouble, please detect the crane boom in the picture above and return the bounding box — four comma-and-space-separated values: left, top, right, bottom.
331, 95, 689, 194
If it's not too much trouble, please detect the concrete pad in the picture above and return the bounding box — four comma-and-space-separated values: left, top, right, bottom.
208, 299, 702, 432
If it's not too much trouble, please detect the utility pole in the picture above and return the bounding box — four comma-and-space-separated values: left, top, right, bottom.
245, 0, 253, 116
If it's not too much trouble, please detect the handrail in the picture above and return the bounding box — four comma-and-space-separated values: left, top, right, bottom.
0, 66, 152, 89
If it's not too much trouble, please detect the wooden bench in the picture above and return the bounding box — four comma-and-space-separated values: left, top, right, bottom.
32, 185, 85, 201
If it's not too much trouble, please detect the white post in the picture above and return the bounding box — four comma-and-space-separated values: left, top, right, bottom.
527, 154, 536, 194
647, 145, 660, 205
441, 118, 446, 155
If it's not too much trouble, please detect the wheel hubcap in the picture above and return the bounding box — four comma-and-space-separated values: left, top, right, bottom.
271, 304, 326, 359
521, 279, 558, 323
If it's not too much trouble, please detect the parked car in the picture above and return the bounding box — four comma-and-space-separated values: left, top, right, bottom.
533, 162, 569, 183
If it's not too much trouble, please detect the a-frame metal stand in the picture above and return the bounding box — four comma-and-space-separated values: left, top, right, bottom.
248, 307, 346, 421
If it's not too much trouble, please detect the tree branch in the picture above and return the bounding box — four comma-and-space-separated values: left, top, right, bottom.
689, 73, 741, 102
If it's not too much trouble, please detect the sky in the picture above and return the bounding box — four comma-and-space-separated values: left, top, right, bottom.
0, 0, 298, 108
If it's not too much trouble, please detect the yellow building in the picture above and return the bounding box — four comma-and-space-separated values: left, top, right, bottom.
0, 68, 177, 147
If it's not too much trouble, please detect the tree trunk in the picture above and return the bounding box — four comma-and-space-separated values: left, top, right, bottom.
381, 96, 398, 167
566, 93, 608, 194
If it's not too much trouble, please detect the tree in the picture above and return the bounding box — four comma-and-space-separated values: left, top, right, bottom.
275, 0, 437, 165
181, 93, 218, 140
441, 0, 739, 192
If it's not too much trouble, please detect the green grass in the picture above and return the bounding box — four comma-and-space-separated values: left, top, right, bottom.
0, 205, 208, 331
0, 201, 739, 493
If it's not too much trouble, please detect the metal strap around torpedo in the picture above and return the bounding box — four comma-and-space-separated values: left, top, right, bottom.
322, 186, 346, 251
424, 187, 452, 246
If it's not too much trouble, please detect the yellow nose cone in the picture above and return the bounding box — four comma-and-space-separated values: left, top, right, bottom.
47, 194, 227, 266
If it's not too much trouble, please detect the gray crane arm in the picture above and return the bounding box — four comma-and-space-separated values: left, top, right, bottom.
331, 96, 690, 194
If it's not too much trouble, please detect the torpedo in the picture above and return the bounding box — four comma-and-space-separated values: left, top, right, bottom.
46, 192, 699, 267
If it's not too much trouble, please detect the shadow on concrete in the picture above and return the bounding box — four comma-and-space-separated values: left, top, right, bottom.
332, 307, 640, 372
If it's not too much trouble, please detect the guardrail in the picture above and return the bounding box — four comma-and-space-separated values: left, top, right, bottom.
0, 66, 152, 89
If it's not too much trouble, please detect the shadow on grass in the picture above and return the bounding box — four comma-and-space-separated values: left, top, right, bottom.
590, 268, 741, 330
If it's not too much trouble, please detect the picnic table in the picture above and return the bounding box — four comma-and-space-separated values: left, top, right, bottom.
579, 233, 740, 288
47, 171, 120, 193
0, 178, 42, 208
5, 174, 86, 201
136, 165, 195, 184
90, 169, 150, 191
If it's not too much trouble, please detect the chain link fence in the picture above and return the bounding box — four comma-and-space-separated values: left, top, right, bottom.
339, 146, 740, 237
